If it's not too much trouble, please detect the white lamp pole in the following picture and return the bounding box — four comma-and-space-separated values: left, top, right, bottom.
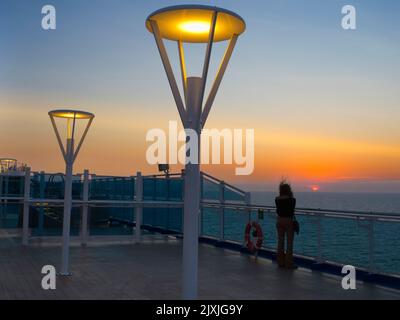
146, 5, 245, 299
49, 109, 94, 275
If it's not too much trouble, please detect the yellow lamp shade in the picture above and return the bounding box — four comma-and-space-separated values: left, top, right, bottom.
0, 158, 17, 163
146, 5, 246, 43
49, 109, 95, 120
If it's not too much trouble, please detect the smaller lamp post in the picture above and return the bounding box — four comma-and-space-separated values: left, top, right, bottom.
49, 109, 94, 275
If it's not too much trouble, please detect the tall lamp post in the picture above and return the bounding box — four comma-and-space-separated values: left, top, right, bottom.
146, 5, 245, 299
49, 109, 94, 275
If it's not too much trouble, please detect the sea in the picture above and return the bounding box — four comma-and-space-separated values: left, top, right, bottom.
202, 192, 400, 275
250, 192, 400, 214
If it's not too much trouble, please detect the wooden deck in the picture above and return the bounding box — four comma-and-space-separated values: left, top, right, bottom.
0, 236, 399, 300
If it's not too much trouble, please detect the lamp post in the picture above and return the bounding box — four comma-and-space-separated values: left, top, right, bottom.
146, 5, 245, 299
49, 109, 94, 275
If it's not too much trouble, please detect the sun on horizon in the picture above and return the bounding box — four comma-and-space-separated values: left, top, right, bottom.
311, 185, 320, 192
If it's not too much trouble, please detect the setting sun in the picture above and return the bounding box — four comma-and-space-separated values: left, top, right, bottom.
311, 185, 320, 192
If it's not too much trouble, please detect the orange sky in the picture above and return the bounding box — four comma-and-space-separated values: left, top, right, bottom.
1, 97, 400, 192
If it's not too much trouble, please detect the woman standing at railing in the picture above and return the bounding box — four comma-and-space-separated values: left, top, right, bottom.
275, 181, 297, 269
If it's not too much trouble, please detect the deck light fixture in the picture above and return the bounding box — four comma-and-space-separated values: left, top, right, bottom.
48, 109, 94, 275
0, 158, 17, 173
146, 4, 245, 299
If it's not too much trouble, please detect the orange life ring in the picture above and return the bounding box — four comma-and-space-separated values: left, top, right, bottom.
244, 221, 264, 253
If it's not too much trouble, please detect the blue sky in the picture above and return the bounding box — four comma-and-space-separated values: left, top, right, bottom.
1, 0, 400, 192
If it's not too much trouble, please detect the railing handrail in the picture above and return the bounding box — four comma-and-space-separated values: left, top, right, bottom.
201, 171, 247, 196
3, 193, 399, 222
201, 201, 400, 221
142, 173, 182, 178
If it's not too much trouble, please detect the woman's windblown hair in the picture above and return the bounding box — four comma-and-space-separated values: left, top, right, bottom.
279, 180, 293, 198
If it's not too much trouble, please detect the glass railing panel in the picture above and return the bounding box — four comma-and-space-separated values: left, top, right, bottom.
30, 174, 41, 198
89, 177, 134, 201
0, 203, 22, 229
0, 176, 25, 197
373, 220, 400, 275
152, 207, 169, 229
166, 208, 183, 232
30, 206, 81, 237
44, 181, 65, 199
320, 216, 369, 269
201, 207, 221, 238
89, 207, 134, 236
143, 207, 155, 226
291, 214, 319, 258
250, 210, 276, 249
30, 173, 82, 200
142, 207, 182, 233
223, 208, 248, 242
143, 176, 183, 201
143, 177, 156, 200
169, 178, 183, 201
155, 179, 168, 200
224, 186, 245, 203
142, 207, 166, 233
202, 178, 219, 201
72, 179, 83, 200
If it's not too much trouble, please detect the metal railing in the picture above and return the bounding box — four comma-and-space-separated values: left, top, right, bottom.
201, 202, 400, 275
0, 161, 27, 174
1, 168, 399, 277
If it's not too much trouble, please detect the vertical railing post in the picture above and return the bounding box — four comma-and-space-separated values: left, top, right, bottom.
152, 175, 156, 226
81, 170, 89, 246
4, 176, 9, 215
199, 172, 203, 236
182, 169, 186, 234
368, 219, 375, 274
166, 173, 170, 231
316, 214, 323, 264
153, 175, 157, 200
245, 192, 251, 222
4, 175, 9, 195
219, 181, 225, 242
38, 171, 45, 236
22, 167, 31, 246
0, 174, 3, 219
20, 173, 25, 195
135, 172, 143, 243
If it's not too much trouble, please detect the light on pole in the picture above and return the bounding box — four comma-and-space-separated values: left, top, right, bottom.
146, 5, 245, 299
0, 158, 17, 173
48, 109, 94, 275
